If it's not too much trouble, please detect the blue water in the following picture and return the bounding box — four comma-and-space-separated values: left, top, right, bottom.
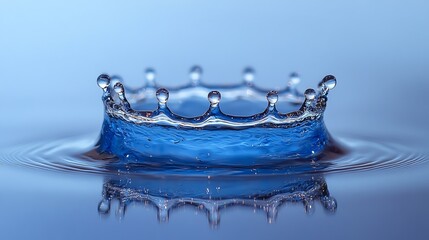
1, 1, 429, 240
98, 115, 330, 166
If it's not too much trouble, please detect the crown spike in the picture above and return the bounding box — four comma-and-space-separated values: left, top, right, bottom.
113, 82, 125, 95
97, 198, 111, 215
97, 74, 111, 91
301, 88, 316, 111
114, 82, 132, 111
208, 90, 221, 108
266, 205, 278, 224
156, 88, 169, 107
288, 72, 300, 87
243, 66, 255, 85
98, 68, 337, 129
208, 206, 220, 228
266, 91, 278, 112
145, 68, 157, 87
303, 198, 315, 215
319, 75, 336, 96
116, 201, 126, 220
156, 198, 171, 222
189, 65, 203, 85
157, 206, 170, 222
304, 88, 316, 101
320, 196, 338, 212
110, 75, 123, 89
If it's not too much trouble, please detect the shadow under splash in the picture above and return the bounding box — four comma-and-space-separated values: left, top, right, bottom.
98, 173, 337, 227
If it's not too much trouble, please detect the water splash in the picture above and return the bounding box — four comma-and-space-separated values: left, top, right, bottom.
242, 66, 255, 85
2, 67, 426, 175
98, 67, 335, 128
98, 173, 337, 226
189, 65, 203, 86
96, 67, 337, 163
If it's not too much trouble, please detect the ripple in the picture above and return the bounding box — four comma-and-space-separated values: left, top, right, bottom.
0, 134, 427, 177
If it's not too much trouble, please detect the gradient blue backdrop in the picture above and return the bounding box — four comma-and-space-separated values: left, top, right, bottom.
1, 1, 429, 239
1, 0, 428, 146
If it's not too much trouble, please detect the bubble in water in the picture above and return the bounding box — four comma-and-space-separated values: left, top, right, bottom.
288, 72, 300, 86
322, 75, 336, 90
304, 88, 316, 100
208, 91, 221, 107
266, 91, 278, 105
114, 82, 124, 95
156, 88, 169, 104
243, 67, 255, 84
145, 68, 156, 84
189, 65, 203, 84
97, 74, 110, 89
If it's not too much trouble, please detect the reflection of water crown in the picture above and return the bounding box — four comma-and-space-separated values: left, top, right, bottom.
98, 175, 337, 227
96, 66, 337, 164
97, 66, 336, 128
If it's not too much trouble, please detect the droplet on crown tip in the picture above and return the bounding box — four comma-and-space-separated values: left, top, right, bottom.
98, 199, 111, 214
113, 82, 125, 95
266, 206, 278, 224
156, 88, 169, 104
303, 199, 315, 215
321, 196, 338, 212
97, 74, 111, 89
321, 75, 337, 90
208, 90, 221, 106
304, 88, 316, 100
110, 75, 122, 89
189, 65, 203, 83
145, 68, 157, 82
157, 208, 170, 222
266, 90, 278, 105
288, 72, 300, 86
243, 66, 255, 83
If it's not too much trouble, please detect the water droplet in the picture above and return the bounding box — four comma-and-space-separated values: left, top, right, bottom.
157, 207, 169, 222
304, 88, 316, 100
189, 65, 203, 83
109, 76, 122, 90
322, 75, 336, 90
243, 67, 255, 84
116, 202, 126, 219
208, 91, 221, 107
266, 90, 278, 105
156, 88, 169, 104
208, 207, 220, 227
97, 74, 110, 89
114, 82, 124, 95
97, 199, 111, 214
266, 206, 278, 223
288, 72, 300, 86
320, 196, 337, 212
145, 68, 156, 84
304, 199, 315, 215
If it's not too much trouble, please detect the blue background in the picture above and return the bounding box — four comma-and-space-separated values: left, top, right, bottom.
1, 1, 429, 239
2, 0, 428, 146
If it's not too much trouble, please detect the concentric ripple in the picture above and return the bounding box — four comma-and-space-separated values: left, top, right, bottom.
0, 134, 427, 177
